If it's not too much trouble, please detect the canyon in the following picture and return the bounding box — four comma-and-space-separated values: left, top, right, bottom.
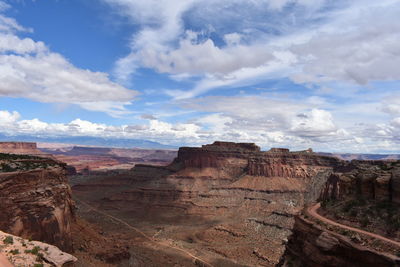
40, 144, 177, 173
73, 141, 343, 266
1, 141, 400, 266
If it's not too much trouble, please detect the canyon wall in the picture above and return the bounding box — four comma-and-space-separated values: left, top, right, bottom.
0, 156, 75, 252
283, 215, 400, 267
320, 160, 400, 203
71, 141, 400, 266
76, 141, 343, 266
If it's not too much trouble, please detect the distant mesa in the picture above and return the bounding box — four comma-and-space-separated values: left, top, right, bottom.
0, 142, 48, 157
201, 141, 261, 152
268, 147, 290, 153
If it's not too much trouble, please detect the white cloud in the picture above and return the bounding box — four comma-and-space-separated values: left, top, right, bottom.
290, 109, 337, 137
0, 6, 137, 116
0, 110, 202, 144
381, 94, 400, 116
0, 110, 20, 126
103, 0, 400, 98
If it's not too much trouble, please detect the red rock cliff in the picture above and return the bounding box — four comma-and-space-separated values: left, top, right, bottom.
0, 158, 75, 251
175, 141, 339, 178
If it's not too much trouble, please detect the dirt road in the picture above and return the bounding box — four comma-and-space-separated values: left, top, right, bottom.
307, 203, 400, 248
75, 197, 215, 267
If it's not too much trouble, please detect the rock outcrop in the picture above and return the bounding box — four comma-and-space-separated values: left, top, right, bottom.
283, 215, 400, 267
74, 141, 342, 266
0, 155, 75, 252
73, 141, 400, 266
0, 230, 77, 267
320, 160, 400, 203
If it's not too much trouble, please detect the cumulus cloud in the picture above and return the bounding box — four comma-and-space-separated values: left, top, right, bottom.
0, 5, 137, 116
103, 0, 400, 98
291, 1, 400, 85
102, 0, 325, 83
0, 110, 201, 144
290, 109, 338, 137
0, 110, 20, 125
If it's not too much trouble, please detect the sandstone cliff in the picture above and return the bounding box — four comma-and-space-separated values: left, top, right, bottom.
283, 215, 400, 267
73, 141, 400, 266
74, 141, 342, 266
320, 160, 400, 203
0, 154, 75, 252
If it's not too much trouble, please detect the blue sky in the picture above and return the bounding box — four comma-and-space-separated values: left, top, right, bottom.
0, 0, 399, 152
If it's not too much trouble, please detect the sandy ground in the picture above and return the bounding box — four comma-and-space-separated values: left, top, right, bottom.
0, 253, 13, 267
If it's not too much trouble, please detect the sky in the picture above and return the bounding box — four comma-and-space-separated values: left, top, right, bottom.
0, 0, 399, 152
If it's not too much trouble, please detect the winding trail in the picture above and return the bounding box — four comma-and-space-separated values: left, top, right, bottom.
75, 197, 214, 267
307, 203, 400, 248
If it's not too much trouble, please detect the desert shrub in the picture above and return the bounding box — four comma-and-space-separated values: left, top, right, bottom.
360, 216, 370, 227
342, 202, 353, 213
33, 264, 44, 267
350, 209, 358, 217
10, 249, 19, 255
0, 163, 14, 172
25, 246, 41, 255
3, 236, 13, 244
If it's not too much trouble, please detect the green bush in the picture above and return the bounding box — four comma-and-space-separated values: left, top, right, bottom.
3, 236, 13, 244
350, 209, 358, 217
25, 246, 41, 255
10, 249, 19, 255
361, 216, 370, 227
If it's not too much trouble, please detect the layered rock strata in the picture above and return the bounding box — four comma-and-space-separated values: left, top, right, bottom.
283, 216, 400, 267
0, 156, 75, 251
321, 160, 400, 203
74, 141, 342, 266
74, 141, 400, 266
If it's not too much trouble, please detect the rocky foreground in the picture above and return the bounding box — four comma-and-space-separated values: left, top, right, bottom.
0, 230, 77, 267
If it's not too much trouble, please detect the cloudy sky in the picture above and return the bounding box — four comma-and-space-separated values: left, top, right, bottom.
0, 0, 399, 152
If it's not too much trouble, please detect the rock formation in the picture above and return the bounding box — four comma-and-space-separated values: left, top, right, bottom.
320, 160, 400, 203
283, 216, 400, 267
73, 141, 400, 266
74, 141, 342, 266
0, 154, 75, 252
0, 230, 77, 267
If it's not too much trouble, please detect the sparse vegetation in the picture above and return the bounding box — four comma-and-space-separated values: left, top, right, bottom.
360, 216, 370, 227
9, 249, 19, 255
0, 153, 59, 172
3, 236, 13, 244
25, 246, 41, 255
321, 197, 400, 240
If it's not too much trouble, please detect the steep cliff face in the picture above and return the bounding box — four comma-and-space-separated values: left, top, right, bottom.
283, 160, 400, 266
284, 216, 400, 267
320, 160, 400, 203
74, 141, 343, 266
0, 156, 75, 252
